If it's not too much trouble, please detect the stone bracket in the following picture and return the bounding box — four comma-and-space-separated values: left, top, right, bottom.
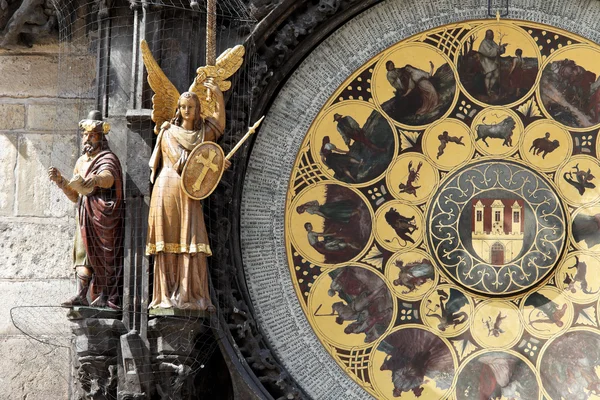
71, 316, 213, 400
488, 0, 510, 18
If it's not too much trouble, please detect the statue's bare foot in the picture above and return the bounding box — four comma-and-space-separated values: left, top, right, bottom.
61, 295, 89, 308
90, 296, 107, 308
107, 300, 120, 311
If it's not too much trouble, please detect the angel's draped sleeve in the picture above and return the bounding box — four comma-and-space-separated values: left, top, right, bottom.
149, 122, 170, 183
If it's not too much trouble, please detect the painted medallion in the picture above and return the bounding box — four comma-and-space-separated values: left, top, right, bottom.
285, 19, 600, 398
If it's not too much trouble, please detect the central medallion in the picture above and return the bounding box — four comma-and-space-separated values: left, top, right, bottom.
469, 195, 525, 264
427, 159, 567, 295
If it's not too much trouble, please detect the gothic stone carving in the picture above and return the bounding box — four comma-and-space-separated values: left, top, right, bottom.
77, 356, 119, 400
0, 0, 56, 48
71, 319, 125, 400
149, 318, 207, 400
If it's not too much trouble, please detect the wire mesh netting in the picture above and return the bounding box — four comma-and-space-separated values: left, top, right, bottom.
10, 0, 258, 396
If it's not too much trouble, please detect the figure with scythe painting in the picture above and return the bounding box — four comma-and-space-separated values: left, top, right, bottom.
314, 267, 392, 343
478, 29, 509, 97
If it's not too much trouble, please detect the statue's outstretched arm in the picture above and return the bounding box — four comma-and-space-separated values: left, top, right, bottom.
48, 166, 79, 203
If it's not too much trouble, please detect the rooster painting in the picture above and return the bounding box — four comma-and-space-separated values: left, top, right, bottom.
377, 328, 454, 397
541, 330, 600, 399
455, 352, 538, 400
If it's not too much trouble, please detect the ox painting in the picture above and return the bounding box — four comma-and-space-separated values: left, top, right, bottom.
475, 116, 516, 147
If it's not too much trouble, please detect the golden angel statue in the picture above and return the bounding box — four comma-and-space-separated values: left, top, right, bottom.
142, 39, 244, 311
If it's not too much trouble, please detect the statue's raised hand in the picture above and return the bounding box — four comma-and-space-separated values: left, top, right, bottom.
48, 166, 63, 184
204, 78, 223, 99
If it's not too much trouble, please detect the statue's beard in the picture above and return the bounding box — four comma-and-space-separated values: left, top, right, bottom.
82, 141, 101, 155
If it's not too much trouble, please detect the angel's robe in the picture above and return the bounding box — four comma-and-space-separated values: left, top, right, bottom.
146, 122, 214, 310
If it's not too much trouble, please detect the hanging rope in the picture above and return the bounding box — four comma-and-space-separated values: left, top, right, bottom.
206, 0, 217, 65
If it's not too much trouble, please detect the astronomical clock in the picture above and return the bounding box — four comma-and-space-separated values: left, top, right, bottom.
241, 5, 600, 399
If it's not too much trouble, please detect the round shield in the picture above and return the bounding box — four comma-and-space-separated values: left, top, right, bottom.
180, 141, 225, 200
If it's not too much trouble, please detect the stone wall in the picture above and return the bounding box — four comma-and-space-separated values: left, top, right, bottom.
0, 43, 95, 399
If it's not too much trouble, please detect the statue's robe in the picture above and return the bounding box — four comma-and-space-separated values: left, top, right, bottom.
79, 150, 124, 303
146, 123, 214, 310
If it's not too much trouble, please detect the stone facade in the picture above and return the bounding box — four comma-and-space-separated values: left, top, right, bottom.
0, 42, 95, 399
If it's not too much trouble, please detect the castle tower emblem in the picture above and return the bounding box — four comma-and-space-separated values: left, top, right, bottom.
471, 198, 524, 265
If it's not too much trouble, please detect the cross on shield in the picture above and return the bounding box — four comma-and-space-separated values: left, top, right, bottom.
192, 149, 219, 192
180, 141, 225, 200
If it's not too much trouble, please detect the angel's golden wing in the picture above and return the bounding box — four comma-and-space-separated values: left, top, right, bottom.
189, 44, 245, 118
141, 39, 180, 135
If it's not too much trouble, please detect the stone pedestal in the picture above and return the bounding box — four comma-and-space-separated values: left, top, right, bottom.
148, 317, 209, 400
71, 318, 126, 400
69, 315, 216, 400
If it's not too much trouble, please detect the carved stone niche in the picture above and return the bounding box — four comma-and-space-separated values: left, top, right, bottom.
148, 317, 208, 400
71, 318, 127, 400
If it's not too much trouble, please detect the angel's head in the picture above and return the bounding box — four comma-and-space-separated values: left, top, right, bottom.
173, 92, 203, 130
